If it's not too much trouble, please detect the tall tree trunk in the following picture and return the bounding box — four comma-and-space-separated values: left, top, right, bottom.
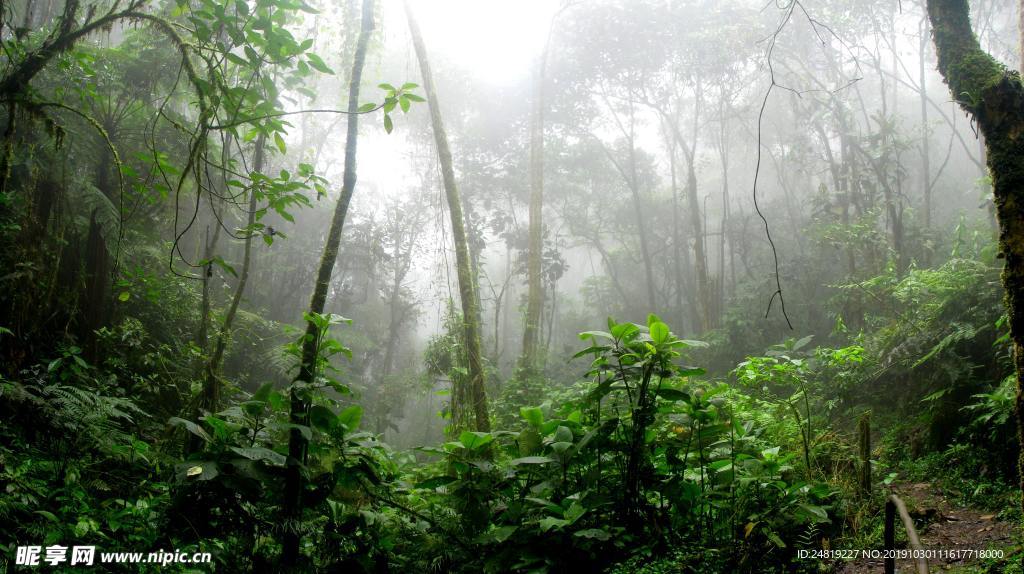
596, 123, 657, 313
81, 208, 109, 359
521, 50, 546, 372
282, 0, 374, 567
199, 135, 265, 415
681, 142, 710, 331
405, 0, 490, 434
717, 84, 730, 323
664, 124, 692, 332
660, 92, 710, 332
926, 0, 1024, 510
195, 134, 232, 370
920, 15, 932, 229
628, 132, 659, 313
1019, 0, 1024, 73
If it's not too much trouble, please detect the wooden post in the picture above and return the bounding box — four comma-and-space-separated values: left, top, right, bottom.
859, 411, 871, 496
885, 494, 929, 574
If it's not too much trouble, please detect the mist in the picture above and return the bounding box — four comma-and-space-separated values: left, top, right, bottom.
2, 0, 1022, 571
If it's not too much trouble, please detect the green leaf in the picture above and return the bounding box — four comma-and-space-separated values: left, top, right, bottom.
230, 446, 286, 466
792, 334, 814, 351
34, 510, 59, 522
403, 93, 425, 102
279, 423, 312, 440
118, 291, 130, 302
357, 102, 376, 112
306, 53, 333, 74
520, 406, 544, 427
486, 525, 517, 543
509, 456, 555, 465
309, 405, 336, 431
244, 45, 260, 64
459, 431, 493, 450
574, 528, 610, 541
225, 52, 248, 67
252, 382, 274, 403
649, 321, 669, 345
169, 417, 212, 443
797, 503, 829, 523
415, 475, 456, 489
554, 425, 573, 444
399, 96, 410, 113
655, 388, 689, 401
539, 516, 568, 532
383, 114, 393, 134
274, 132, 287, 154
208, 256, 237, 278
338, 405, 362, 431
400, 82, 419, 90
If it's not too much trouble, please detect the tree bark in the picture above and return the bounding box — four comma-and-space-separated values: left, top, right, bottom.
920, 15, 932, 230
282, 0, 374, 567
521, 51, 546, 373
405, 1, 490, 433
927, 0, 1024, 510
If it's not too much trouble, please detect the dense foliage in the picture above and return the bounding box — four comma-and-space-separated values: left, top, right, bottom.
2, 0, 1023, 572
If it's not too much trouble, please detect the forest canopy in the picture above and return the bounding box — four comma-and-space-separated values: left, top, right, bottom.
1, 0, 1023, 572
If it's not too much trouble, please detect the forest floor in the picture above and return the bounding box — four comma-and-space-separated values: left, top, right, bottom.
837, 482, 1020, 573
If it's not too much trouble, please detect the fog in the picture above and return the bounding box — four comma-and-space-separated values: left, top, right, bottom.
3, 0, 1022, 569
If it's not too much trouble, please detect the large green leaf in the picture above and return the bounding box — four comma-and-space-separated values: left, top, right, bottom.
169, 417, 211, 443
309, 405, 336, 432
230, 446, 286, 466
509, 456, 555, 465
459, 431, 493, 450
649, 321, 670, 345
338, 405, 363, 431
520, 406, 544, 427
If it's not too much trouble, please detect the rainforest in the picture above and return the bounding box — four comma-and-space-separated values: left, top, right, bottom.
1, 0, 1023, 572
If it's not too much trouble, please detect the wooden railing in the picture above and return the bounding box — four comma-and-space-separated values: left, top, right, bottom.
884, 494, 929, 574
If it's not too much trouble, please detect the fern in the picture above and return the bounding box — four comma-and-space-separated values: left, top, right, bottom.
796, 522, 820, 550
911, 322, 984, 368
68, 181, 121, 245
7, 376, 148, 454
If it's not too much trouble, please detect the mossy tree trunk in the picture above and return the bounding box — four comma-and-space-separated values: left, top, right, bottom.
520, 50, 546, 373
927, 0, 1024, 509
282, 0, 374, 567
405, 1, 490, 433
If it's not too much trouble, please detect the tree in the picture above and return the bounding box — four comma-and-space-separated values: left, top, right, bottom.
926, 0, 1024, 508
520, 47, 547, 373
282, 0, 375, 566
199, 135, 266, 416
405, 0, 490, 433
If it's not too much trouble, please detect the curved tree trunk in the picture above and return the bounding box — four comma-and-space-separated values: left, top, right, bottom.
405, 0, 490, 433
927, 0, 1024, 510
282, 0, 374, 567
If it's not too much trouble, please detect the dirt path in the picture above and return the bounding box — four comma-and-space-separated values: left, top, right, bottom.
838, 482, 1018, 573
